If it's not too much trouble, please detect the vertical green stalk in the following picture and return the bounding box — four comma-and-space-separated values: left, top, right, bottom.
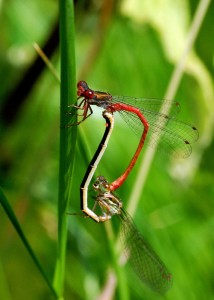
105, 222, 129, 300
53, 0, 76, 297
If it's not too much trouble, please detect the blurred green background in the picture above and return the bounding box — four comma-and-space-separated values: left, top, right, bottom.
0, 0, 214, 299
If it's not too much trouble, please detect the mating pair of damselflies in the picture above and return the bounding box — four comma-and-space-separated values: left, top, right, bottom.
71, 81, 198, 293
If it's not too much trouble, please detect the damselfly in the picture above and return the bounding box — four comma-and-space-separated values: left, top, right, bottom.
93, 175, 173, 294
72, 81, 198, 191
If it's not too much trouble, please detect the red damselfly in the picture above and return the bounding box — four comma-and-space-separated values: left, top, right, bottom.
72, 81, 198, 191
93, 175, 173, 294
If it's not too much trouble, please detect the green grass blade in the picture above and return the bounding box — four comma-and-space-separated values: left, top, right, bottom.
0, 188, 57, 298
53, 0, 77, 296
104, 221, 129, 300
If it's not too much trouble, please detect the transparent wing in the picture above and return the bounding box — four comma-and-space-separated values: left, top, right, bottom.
113, 97, 198, 158
112, 96, 181, 117
119, 208, 173, 294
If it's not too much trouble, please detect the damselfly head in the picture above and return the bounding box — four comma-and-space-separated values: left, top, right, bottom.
93, 176, 110, 193
77, 80, 94, 99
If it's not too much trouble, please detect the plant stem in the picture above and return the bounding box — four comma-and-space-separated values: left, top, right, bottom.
53, 0, 77, 296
